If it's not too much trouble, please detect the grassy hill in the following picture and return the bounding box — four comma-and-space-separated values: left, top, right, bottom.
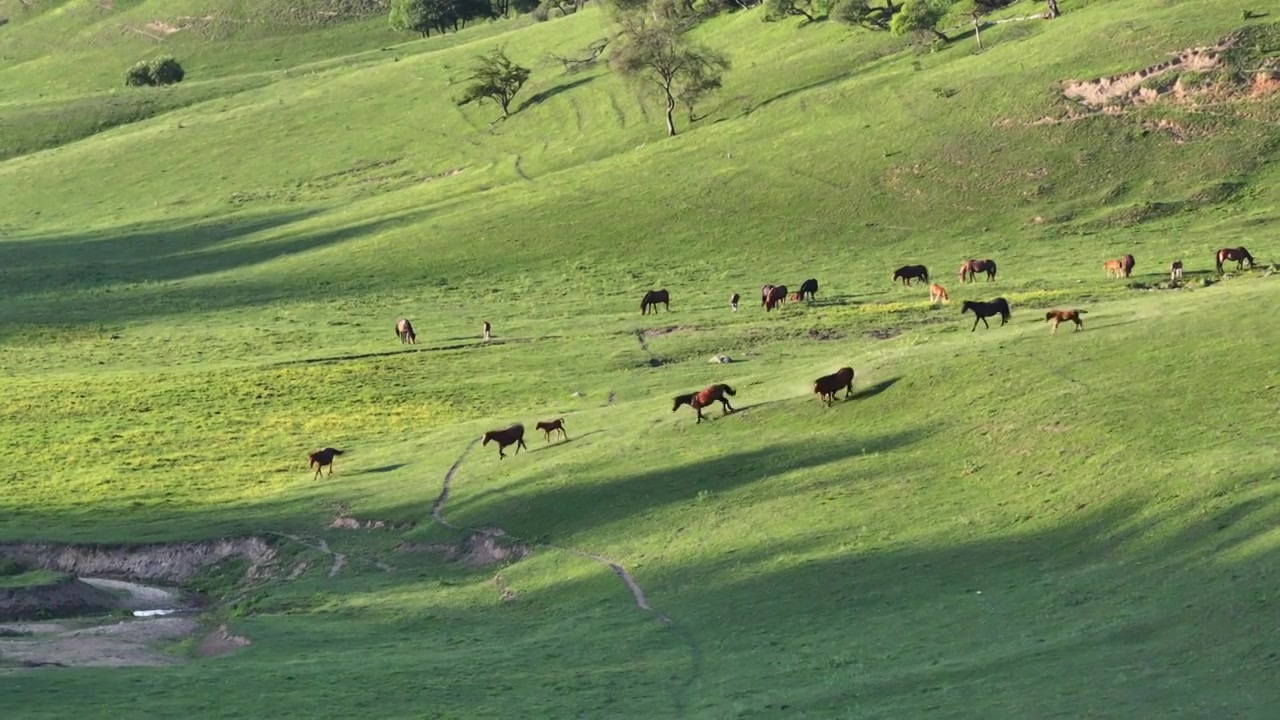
2, 0, 1279, 715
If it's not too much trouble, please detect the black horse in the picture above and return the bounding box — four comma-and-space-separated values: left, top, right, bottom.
640, 289, 670, 315
892, 265, 929, 286
961, 298, 1011, 331
798, 278, 819, 301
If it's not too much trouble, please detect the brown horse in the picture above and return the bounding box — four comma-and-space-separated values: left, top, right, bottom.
893, 265, 929, 286
395, 318, 416, 344
1045, 309, 1087, 335
1121, 254, 1135, 278
760, 284, 775, 308
1170, 260, 1184, 282
482, 424, 528, 459
482, 321, 492, 342
1103, 259, 1125, 278
813, 367, 856, 406
730, 292, 741, 312
1216, 247, 1255, 274
961, 298, 1011, 331
929, 283, 950, 304
309, 447, 345, 480
789, 292, 802, 303
764, 285, 788, 311
959, 259, 997, 283
640, 289, 670, 315
798, 278, 819, 301
535, 418, 567, 442
673, 383, 736, 424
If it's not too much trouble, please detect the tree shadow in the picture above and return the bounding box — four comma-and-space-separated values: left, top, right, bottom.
518, 75, 597, 112
355, 464, 408, 475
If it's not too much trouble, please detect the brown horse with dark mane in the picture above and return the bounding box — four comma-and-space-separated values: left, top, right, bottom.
640, 289, 670, 315
309, 447, 345, 480
482, 424, 528, 459
798, 278, 819, 301
760, 284, 775, 308
958, 259, 997, 283
961, 298, 1011, 331
395, 318, 416, 344
764, 285, 788, 311
893, 265, 929, 286
672, 383, 737, 424
1121, 254, 1135, 278
1215, 247, 1254, 274
535, 418, 567, 442
813, 367, 856, 406
1045, 309, 1087, 335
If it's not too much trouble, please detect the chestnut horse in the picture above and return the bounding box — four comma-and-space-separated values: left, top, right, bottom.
482, 424, 528, 459
1045, 309, 1087, 335
760, 284, 775, 308
764, 285, 788, 311
395, 318, 416, 344
1103, 259, 1124, 278
1216, 247, 1254, 274
535, 418, 567, 442
961, 298, 1011, 331
813, 367, 856, 406
641, 289, 670, 315
929, 283, 950, 304
958, 259, 997, 283
798, 278, 819, 301
893, 265, 929, 286
672, 383, 736, 424
309, 447, 345, 480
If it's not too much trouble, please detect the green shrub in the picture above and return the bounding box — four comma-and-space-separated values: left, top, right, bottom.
125, 61, 154, 87
149, 56, 186, 86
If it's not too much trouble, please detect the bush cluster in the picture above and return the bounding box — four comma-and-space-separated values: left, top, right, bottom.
124, 57, 186, 87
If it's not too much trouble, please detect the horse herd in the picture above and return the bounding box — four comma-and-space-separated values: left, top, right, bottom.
313, 246, 1263, 468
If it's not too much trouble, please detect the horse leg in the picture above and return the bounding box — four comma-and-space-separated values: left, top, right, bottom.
971, 316, 980, 332
721, 397, 734, 414
517, 439, 527, 455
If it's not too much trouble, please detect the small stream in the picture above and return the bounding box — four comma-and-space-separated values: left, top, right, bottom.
79, 577, 193, 617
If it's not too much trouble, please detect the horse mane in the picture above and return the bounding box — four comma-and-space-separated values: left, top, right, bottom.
672, 392, 696, 410
716, 383, 737, 396
640, 291, 651, 311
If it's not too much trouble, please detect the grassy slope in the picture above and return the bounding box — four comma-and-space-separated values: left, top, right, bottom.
2, 0, 1279, 716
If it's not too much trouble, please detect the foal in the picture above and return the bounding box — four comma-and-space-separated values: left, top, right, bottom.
1044, 309, 1086, 335
535, 418, 567, 442
730, 293, 740, 312
929, 283, 949, 304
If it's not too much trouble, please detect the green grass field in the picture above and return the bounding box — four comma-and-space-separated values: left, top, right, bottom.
2, 0, 1279, 716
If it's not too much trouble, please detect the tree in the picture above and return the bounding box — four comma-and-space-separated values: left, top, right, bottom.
390, 0, 435, 36
455, 48, 532, 119
1044, 0, 1059, 18
828, 0, 899, 30
390, 0, 492, 37
889, 0, 952, 41
764, 0, 815, 21
610, 16, 730, 137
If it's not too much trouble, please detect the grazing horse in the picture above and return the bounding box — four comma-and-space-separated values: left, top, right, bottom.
1045, 309, 1087, 335
893, 265, 929, 287
764, 285, 788, 311
1170, 260, 1183, 282
309, 447, 345, 480
730, 293, 741, 312
961, 298, 1011, 331
1216, 247, 1255, 274
672, 383, 736, 424
1103, 259, 1125, 278
959, 259, 997, 283
395, 318, 416, 344
535, 418, 567, 442
640, 289, 670, 315
482, 321, 492, 342
813, 367, 856, 406
1121, 254, 1135, 278
789, 292, 802, 303
482, 424, 528, 459
760, 284, 775, 308
798, 278, 819, 301
929, 283, 950, 304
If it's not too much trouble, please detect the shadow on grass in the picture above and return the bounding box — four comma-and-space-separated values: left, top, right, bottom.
518, 75, 597, 112
527, 429, 606, 453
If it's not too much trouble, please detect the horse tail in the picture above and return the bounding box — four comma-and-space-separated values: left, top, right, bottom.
331, 449, 345, 456
1078, 310, 1088, 314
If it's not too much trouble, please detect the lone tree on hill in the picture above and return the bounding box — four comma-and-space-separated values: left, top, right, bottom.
889, 0, 952, 41
455, 48, 532, 119
610, 15, 730, 137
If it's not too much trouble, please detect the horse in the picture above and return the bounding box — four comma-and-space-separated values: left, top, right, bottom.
640, 289, 670, 315
961, 298, 1011, 331
813, 367, 855, 406
309, 447, 345, 480
482, 321, 492, 342
1121, 254, 1135, 278
1216, 247, 1255, 274
535, 418, 567, 442
1103, 259, 1125, 278
959, 259, 997, 283
798, 278, 819, 301
764, 285, 788, 311
929, 283, 950, 304
789, 292, 802, 303
730, 293, 740, 312
673, 383, 736, 424
1170, 260, 1183, 282
1045, 309, 1087, 335
482, 424, 528, 459
760, 284, 775, 308
395, 318, 416, 344
893, 265, 929, 287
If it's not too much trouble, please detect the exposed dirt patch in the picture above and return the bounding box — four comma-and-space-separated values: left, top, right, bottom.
0, 537, 276, 583
196, 623, 250, 658
399, 528, 532, 568
1062, 44, 1226, 109
330, 515, 416, 531
79, 577, 183, 611
1252, 70, 1280, 98
807, 328, 845, 341
0, 617, 200, 668
866, 327, 903, 340
0, 578, 119, 622
143, 20, 184, 35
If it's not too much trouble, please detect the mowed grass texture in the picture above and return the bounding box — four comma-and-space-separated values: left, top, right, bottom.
2, 0, 1280, 716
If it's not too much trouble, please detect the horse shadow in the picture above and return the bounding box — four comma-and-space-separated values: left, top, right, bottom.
528, 429, 605, 452
355, 463, 407, 475
849, 377, 900, 401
